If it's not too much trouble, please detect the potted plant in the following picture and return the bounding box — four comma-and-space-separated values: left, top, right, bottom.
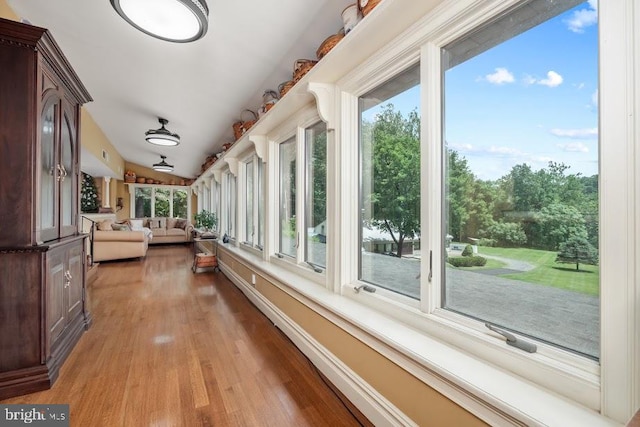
194, 210, 217, 231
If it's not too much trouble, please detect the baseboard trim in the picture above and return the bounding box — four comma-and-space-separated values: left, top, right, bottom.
0, 366, 51, 401
220, 262, 418, 427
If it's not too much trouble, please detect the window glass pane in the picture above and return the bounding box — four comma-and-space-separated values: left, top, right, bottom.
173, 189, 188, 218
442, 0, 599, 358
155, 188, 170, 217
214, 181, 220, 232
60, 116, 73, 227
359, 64, 421, 297
246, 160, 254, 244
40, 103, 56, 230
305, 121, 327, 268
229, 175, 237, 239
257, 161, 264, 248
135, 187, 152, 218
279, 137, 297, 257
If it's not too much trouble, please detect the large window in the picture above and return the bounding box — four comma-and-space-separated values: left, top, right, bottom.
279, 137, 297, 258
241, 155, 264, 250
305, 121, 327, 268
441, 0, 599, 359
131, 185, 191, 219
225, 172, 237, 239
359, 64, 420, 296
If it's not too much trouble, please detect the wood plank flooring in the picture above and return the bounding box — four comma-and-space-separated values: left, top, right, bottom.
2, 245, 367, 427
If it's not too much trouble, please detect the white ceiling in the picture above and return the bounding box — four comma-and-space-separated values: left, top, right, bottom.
8, 0, 353, 178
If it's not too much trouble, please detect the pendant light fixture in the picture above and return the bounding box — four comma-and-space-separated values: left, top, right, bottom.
152, 155, 174, 172
110, 0, 209, 43
145, 118, 180, 146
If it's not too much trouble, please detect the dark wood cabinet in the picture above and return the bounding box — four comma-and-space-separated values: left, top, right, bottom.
0, 17, 92, 399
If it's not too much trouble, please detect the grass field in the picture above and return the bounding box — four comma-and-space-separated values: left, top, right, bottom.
478, 246, 599, 295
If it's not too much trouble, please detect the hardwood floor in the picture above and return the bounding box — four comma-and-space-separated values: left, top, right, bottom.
2, 245, 367, 426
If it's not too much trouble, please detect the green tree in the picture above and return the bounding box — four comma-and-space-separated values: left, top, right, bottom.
446, 149, 474, 241
368, 104, 420, 257
81, 172, 100, 213
531, 203, 588, 250
173, 190, 188, 218
556, 236, 598, 271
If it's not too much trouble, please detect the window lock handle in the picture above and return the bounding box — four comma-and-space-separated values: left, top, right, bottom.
485, 323, 537, 353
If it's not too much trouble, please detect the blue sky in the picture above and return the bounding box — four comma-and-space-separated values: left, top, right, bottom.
363, 0, 598, 181
445, 0, 598, 180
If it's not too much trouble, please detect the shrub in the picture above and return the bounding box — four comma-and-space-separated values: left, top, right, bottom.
486, 221, 527, 247
447, 256, 487, 267
461, 244, 474, 257
477, 238, 496, 247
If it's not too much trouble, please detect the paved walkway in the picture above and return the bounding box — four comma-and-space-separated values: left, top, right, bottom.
361, 251, 599, 359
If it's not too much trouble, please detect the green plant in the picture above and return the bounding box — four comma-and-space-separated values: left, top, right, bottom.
461, 244, 474, 257
194, 210, 217, 230
447, 256, 487, 267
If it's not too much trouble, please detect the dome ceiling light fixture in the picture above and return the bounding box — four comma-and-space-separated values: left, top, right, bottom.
145, 118, 180, 146
110, 0, 209, 43
152, 155, 174, 172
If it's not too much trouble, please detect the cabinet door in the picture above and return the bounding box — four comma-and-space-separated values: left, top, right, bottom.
66, 241, 84, 322
47, 249, 66, 345
59, 109, 77, 238
39, 97, 59, 242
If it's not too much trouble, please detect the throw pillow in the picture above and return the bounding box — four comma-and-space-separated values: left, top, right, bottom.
111, 223, 131, 231
166, 218, 177, 229
149, 217, 166, 229
130, 219, 144, 231
97, 220, 114, 231
175, 218, 188, 230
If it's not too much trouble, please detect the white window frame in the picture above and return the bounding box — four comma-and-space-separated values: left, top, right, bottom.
269, 106, 328, 284
240, 152, 264, 253
334, 0, 639, 420
127, 183, 191, 220
212, 178, 221, 233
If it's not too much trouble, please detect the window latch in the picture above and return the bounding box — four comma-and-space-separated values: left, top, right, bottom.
428, 250, 433, 282
354, 284, 376, 294
306, 261, 323, 273
485, 323, 537, 353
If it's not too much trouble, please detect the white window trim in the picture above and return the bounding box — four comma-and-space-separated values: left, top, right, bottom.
333, 0, 639, 421
127, 183, 191, 220
239, 151, 264, 251
268, 106, 328, 286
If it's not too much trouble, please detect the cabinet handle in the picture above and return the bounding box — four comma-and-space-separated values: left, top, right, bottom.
64, 270, 72, 280
56, 164, 63, 182
60, 164, 68, 182
64, 280, 70, 289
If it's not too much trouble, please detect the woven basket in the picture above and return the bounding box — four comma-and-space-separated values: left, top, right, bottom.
136, 177, 146, 184
124, 175, 136, 183
232, 109, 258, 140
241, 109, 258, 133
360, 0, 382, 16
316, 32, 344, 60
279, 80, 295, 98
293, 59, 318, 83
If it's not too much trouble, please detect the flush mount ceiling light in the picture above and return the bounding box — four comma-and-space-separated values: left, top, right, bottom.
152, 155, 174, 172
110, 0, 209, 43
145, 118, 180, 146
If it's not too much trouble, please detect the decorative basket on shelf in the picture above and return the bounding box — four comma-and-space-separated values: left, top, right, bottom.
232, 109, 258, 140
359, 0, 382, 17
278, 80, 295, 98
124, 171, 136, 183
293, 59, 318, 83
316, 31, 345, 60
136, 177, 146, 184
259, 90, 279, 118
146, 178, 154, 184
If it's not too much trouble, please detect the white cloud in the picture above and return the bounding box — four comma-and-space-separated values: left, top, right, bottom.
558, 142, 590, 153
522, 71, 563, 88
574, 82, 585, 90
591, 89, 598, 107
485, 68, 514, 85
565, 0, 598, 33
538, 71, 563, 88
550, 128, 598, 139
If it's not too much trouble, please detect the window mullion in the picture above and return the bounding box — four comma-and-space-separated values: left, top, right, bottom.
422, 42, 443, 314
296, 126, 305, 263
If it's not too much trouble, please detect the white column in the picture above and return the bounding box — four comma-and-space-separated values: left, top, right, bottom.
103, 176, 111, 208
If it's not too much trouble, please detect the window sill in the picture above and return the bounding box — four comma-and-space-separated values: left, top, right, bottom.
217, 244, 616, 427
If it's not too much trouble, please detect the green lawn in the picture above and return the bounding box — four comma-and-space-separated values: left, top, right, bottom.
478, 246, 599, 295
